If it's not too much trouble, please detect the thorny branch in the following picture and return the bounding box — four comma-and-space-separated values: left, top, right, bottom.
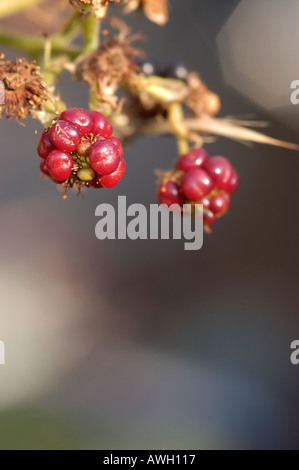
0, 0, 297, 152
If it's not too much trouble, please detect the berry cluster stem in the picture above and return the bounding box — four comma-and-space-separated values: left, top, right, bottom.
168, 102, 189, 155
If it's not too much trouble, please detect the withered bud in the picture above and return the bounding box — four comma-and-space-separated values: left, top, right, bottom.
125, 0, 169, 26
76, 36, 141, 109
0, 57, 50, 121
70, 0, 122, 18
78, 36, 141, 84
185, 72, 221, 118
70, 0, 169, 25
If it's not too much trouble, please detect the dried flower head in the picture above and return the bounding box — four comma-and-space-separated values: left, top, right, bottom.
70, 0, 169, 24
78, 36, 141, 83
77, 36, 141, 109
70, 0, 122, 18
141, 0, 169, 25
0, 57, 50, 121
185, 72, 221, 118
124, 0, 169, 25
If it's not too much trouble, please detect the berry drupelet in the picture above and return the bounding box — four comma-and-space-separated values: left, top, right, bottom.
37, 108, 126, 194
157, 147, 239, 232
157, 181, 184, 207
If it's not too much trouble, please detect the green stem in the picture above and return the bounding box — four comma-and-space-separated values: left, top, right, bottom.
82, 14, 100, 53
177, 134, 189, 155
0, 29, 80, 58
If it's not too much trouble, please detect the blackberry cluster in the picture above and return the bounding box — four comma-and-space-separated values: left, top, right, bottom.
37, 108, 126, 191
157, 148, 239, 229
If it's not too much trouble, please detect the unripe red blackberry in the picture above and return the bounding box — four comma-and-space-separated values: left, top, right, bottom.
37, 109, 125, 194
60, 108, 93, 136
49, 120, 81, 152
46, 150, 74, 182
178, 148, 209, 172
157, 147, 239, 232
90, 175, 103, 189
204, 156, 234, 191
108, 137, 124, 159
210, 191, 231, 215
100, 159, 126, 188
37, 131, 56, 159
90, 111, 113, 139
182, 169, 214, 200
89, 140, 121, 175
158, 181, 184, 207
40, 159, 50, 177
226, 168, 239, 194
203, 211, 217, 226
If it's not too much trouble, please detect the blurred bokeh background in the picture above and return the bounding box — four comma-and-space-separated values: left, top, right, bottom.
0, 0, 299, 450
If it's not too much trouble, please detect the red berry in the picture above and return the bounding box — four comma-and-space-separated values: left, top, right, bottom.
226, 168, 239, 194
108, 137, 124, 159
40, 159, 50, 176
93, 135, 106, 144
46, 150, 74, 182
89, 140, 120, 175
204, 156, 234, 191
90, 175, 103, 189
200, 196, 217, 225
37, 130, 56, 159
60, 108, 93, 136
76, 140, 92, 157
210, 191, 231, 215
182, 169, 214, 200
203, 212, 217, 225
100, 159, 126, 188
158, 181, 184, 206
201, 196, 211, 211
49, 120, 81, 152
90, 111, 113, 138
178, 148, 208, 172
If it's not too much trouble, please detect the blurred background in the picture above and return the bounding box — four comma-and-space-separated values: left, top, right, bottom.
0, 0, 299, 450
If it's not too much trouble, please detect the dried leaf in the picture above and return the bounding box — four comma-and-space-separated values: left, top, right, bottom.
186, 117, 299, 151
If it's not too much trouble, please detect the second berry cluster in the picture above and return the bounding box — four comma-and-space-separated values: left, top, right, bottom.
37, 108, 126, 190
157, 148, 239, 229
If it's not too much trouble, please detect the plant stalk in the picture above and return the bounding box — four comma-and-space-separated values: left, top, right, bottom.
168, 102, 189, 155
0, 29, 80, 58
82, 14, 100, 53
